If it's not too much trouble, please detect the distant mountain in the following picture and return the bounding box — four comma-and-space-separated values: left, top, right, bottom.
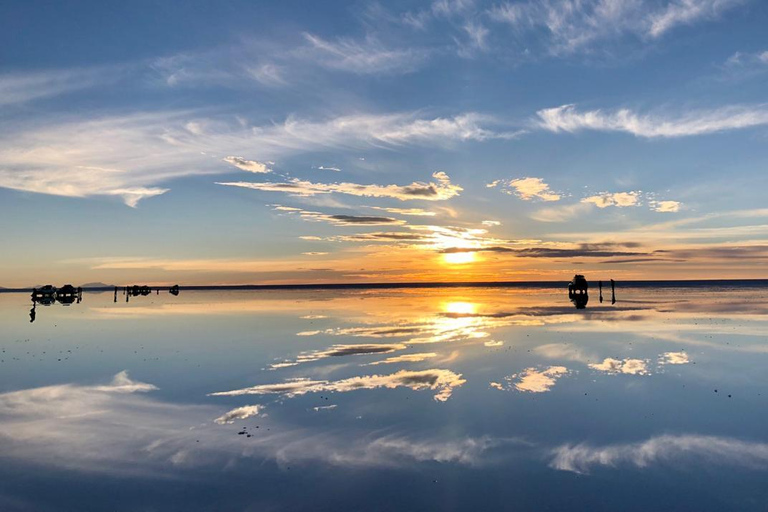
80, 282, 116, 288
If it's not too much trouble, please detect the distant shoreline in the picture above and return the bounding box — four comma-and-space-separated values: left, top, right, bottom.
2, 278, 768, 293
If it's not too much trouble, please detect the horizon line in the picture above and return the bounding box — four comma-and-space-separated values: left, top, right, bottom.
3, 278, 768, 293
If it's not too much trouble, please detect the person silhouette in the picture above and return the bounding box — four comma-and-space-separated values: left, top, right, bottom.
611, 279, 616, 305
598, 280, 603, 303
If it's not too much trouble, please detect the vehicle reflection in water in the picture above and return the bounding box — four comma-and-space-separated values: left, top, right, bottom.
3, 285, 768, 511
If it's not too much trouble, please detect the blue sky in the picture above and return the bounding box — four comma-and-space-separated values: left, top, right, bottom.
1, 0, 767, 286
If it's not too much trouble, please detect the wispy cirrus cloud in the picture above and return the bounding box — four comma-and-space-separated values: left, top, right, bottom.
299, 33, 429, 75
488, 0, 747, 55
0, 66, 124, 107
536, 103, 768, 138
551, 434, 768, 474
648, 0, 746, 38
0, 109, 507, 206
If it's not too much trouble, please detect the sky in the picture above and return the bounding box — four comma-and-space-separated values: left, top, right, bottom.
1, 0, 767, 287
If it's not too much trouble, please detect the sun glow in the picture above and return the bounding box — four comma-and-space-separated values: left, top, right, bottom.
443, 301, 478, 315
442, 252, 476, 265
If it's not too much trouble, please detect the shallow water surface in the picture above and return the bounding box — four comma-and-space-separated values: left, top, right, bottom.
1, 285, 768, 511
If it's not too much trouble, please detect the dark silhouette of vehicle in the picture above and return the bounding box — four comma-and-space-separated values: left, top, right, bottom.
32, 285, 56, 299
568, 274, 589, 309
128, 285, 152, 297
55, 284, 82, 305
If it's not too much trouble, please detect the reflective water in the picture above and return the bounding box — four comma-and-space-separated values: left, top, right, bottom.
1, 285, 768, 511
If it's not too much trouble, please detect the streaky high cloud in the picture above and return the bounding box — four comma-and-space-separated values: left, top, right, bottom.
210, 368, 467, 402
648, 0, 745, 38
0, 67, 122, 106
551, 434, 768, 474
219, 171, 462, 201
488, 0, 746, 54
300, 33, 428, 75
0, 109, 503, 206
537, 103, 768, 138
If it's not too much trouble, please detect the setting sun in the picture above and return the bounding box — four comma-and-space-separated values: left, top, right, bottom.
442, 252, 476, 265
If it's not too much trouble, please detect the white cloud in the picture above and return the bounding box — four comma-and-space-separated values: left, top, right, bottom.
582, 191, 641, 208
0, 373, 506, 475
651, 200, 682, 212
659, 351, 690, 365
219, 171, 462, 202
537, 103, 768, 138
210, 368, 467, 402
589, 358, 649, 375
214, 405, 262, 424
223, 156, 272, 173
510, 366, 569, 393
551, 434, 768, 474
495, 177, 561, 201
0, 110, 505, 206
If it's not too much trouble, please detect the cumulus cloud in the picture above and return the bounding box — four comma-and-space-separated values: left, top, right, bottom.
551, 434, 768, 474
582, 191, 641, 208
210, 368, 467, 402
537, 103, 768, 138
220, 171, 462, 202
510, 366, 570, 393
589, 358, 650, 375
490, 177, 561, 201
223, 156, 272, 173
651, 200, 682, 213
659, 351, 690, 365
